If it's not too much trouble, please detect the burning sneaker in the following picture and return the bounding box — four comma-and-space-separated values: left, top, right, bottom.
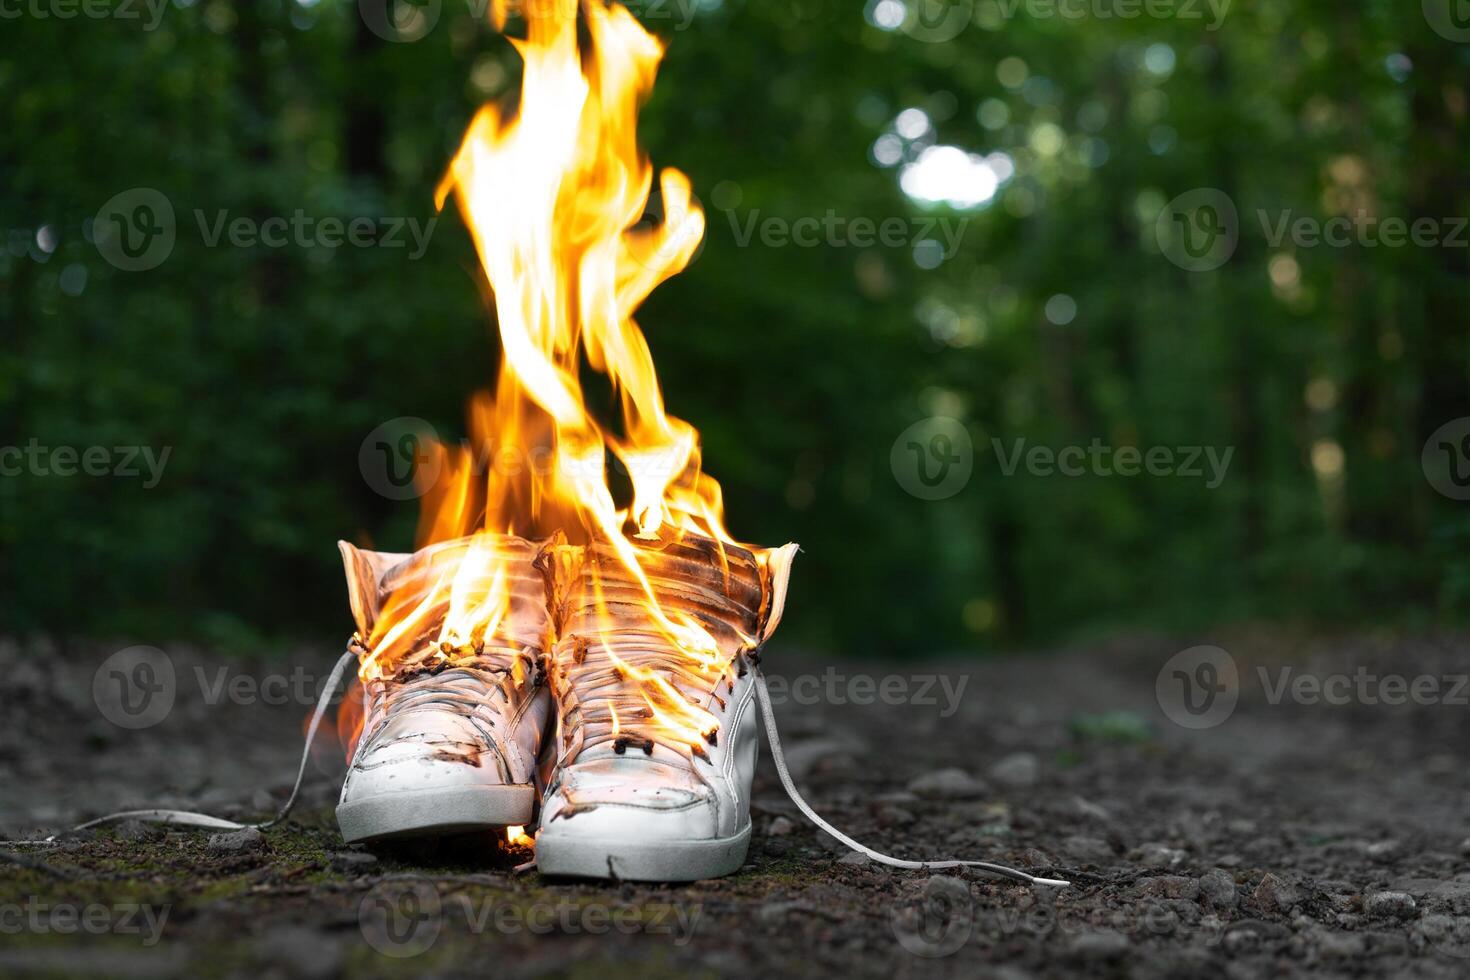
534, 531, 797, 881
335, 534, 553, 843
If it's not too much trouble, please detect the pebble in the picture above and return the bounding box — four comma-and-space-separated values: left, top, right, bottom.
1135, 875, 1199, 901
907, 768, 987, 799
1366, 891, 1417, 919
1065, 930, 1130, 961
1198, 869, 1238, 909
837, 851, 870, 867
1368, 839, 1403, 863
768, 816, 795, 837
207, 827, 265, 855
1134, 843, 1186, 868
988, 752, 1040, 789
1253, 873, 1299, 914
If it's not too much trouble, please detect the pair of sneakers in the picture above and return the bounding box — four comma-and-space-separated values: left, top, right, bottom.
335, 531, 797, 882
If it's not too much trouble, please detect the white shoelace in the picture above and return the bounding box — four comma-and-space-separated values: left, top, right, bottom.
752, 665, 1069, 888
7, 646, 1071, 888
6, 649, 357, 845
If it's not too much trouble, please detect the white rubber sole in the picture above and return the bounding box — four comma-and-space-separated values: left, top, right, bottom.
535, 825, 751, 882
336, 784, 533, 843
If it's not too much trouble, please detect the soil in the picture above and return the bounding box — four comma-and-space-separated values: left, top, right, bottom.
2, 629, 1469, 978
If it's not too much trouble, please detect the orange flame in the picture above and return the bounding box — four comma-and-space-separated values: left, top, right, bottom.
360, 0, 741, 750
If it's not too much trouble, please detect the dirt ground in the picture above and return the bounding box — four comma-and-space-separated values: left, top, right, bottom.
3, 629, 1470, 978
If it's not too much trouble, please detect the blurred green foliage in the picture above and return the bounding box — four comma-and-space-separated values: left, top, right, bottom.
1, 0, 1466, 654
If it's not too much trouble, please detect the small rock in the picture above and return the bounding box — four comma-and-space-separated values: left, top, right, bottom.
1136, 875, 1200, 901
1457, 837, 1470, 857
988, 752, 1039, 789
768, 816, 795, 837
1199, 869, 1238, 909
208, 827, 264, 855
1254, 873, 1299, 914
1065, 930, 1130, 961
328, 851, 378, 873
1368, 839, 1403, 863
1134, 843, 1186, 868
907, 768, 987, 799
763, 839, 789, 857
1366, 891, 1417, 919
838, 851, 870, 867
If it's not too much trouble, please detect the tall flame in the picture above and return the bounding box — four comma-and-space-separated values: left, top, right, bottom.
359, 0, 736, 751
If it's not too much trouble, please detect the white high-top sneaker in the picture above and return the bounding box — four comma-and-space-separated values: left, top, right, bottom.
335, 536, 552, 843
534, 533, 797, 881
